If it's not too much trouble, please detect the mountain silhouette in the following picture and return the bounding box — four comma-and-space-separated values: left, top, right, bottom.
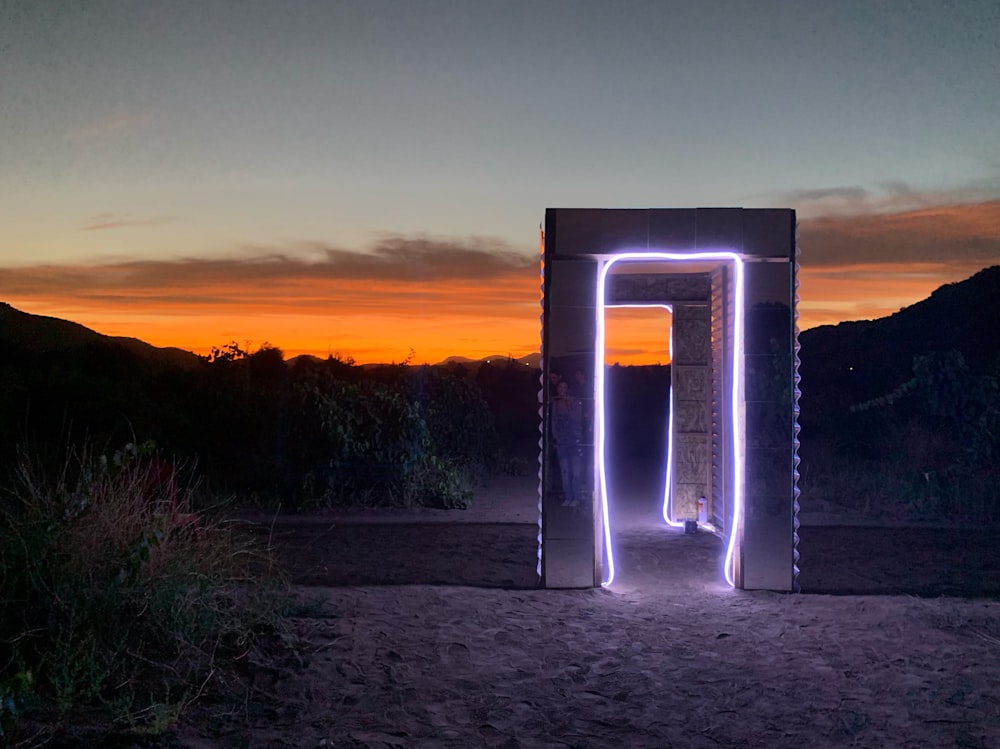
0, 302, 202, 370
798, 265, 1000, 426
2, 265, 997, 390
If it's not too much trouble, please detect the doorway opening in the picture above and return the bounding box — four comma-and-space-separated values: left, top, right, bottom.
602, 305, 673, 535
594, 253, 745, 588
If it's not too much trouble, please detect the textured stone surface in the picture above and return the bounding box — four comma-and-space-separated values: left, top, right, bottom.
606, 273, 710, 303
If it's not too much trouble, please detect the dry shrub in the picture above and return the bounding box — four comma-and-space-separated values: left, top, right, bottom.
0, 441, 291, 741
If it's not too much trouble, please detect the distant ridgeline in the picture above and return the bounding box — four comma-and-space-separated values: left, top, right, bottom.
1, 264, 998, 519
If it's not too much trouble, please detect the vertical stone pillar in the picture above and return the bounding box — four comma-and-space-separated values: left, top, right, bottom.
740, 260, 796, 590
671, 304, 712, 520
541, 257, 600, 587
541, 208, 650, 588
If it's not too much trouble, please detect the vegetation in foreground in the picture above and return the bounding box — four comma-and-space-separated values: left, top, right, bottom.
0, 342, 533, 511
800, 351, 1000, 523
0, 347, 534, 742
0, 441, 292, 744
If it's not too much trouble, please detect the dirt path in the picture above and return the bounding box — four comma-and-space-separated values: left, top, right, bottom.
179, 475, 1000, 748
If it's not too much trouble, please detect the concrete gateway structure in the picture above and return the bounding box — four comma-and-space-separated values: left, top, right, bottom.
538, 208, 801, 591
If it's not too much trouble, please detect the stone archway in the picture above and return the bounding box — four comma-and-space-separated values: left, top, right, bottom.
538, 208, 801, 591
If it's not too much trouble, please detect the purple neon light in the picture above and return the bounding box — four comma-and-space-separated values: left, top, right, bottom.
597, 252, 745, 588
662, 375, 684, 527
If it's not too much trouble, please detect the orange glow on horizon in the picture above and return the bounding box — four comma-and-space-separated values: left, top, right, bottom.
796, 261, 985, 329
603, 307, 672, 367
3, 256, 992, 366
4, 272, 544, 365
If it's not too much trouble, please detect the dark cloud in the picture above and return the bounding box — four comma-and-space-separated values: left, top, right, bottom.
311, 234, 536, 281
798, 201, 1000, 269
605, 347, 663, 358
878, 181, 918, 197
0, 235, 537, 301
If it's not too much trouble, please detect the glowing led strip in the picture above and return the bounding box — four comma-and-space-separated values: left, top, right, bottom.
662, 368, 683, 527
597, 252, 745, 588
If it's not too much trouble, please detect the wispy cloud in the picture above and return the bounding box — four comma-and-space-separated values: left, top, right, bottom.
784, 186, 872, 204
65, 108, 154, 142
82, 213, 176, 231
769, 178, 1000, 218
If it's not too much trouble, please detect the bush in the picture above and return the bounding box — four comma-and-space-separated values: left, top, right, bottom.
802, 351, 1000, 523
0, 441, 290, 741
298, 368, 498, 509
405, 365, 498, 482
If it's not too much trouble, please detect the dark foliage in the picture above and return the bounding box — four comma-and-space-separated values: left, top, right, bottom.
294, 363, 498, 508
0, 309, 512, 509
798, 266, 1000, 521
0, 440, 289, 740
3, 264, 998, 520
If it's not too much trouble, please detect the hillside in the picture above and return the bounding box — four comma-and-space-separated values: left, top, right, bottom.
798, 265, 1000, 424
0, 302, 203, 371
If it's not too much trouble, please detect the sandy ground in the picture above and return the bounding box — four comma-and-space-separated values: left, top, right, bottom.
175, 472, 1000, 748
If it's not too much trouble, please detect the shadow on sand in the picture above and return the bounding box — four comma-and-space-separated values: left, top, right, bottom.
258, 518, 1000, 598
252, 458, 1000, 598
797, 525, 1000, 598
259, 520, 540, 589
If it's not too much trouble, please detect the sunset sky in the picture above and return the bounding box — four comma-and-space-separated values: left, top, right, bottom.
2, 1, 998, 365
